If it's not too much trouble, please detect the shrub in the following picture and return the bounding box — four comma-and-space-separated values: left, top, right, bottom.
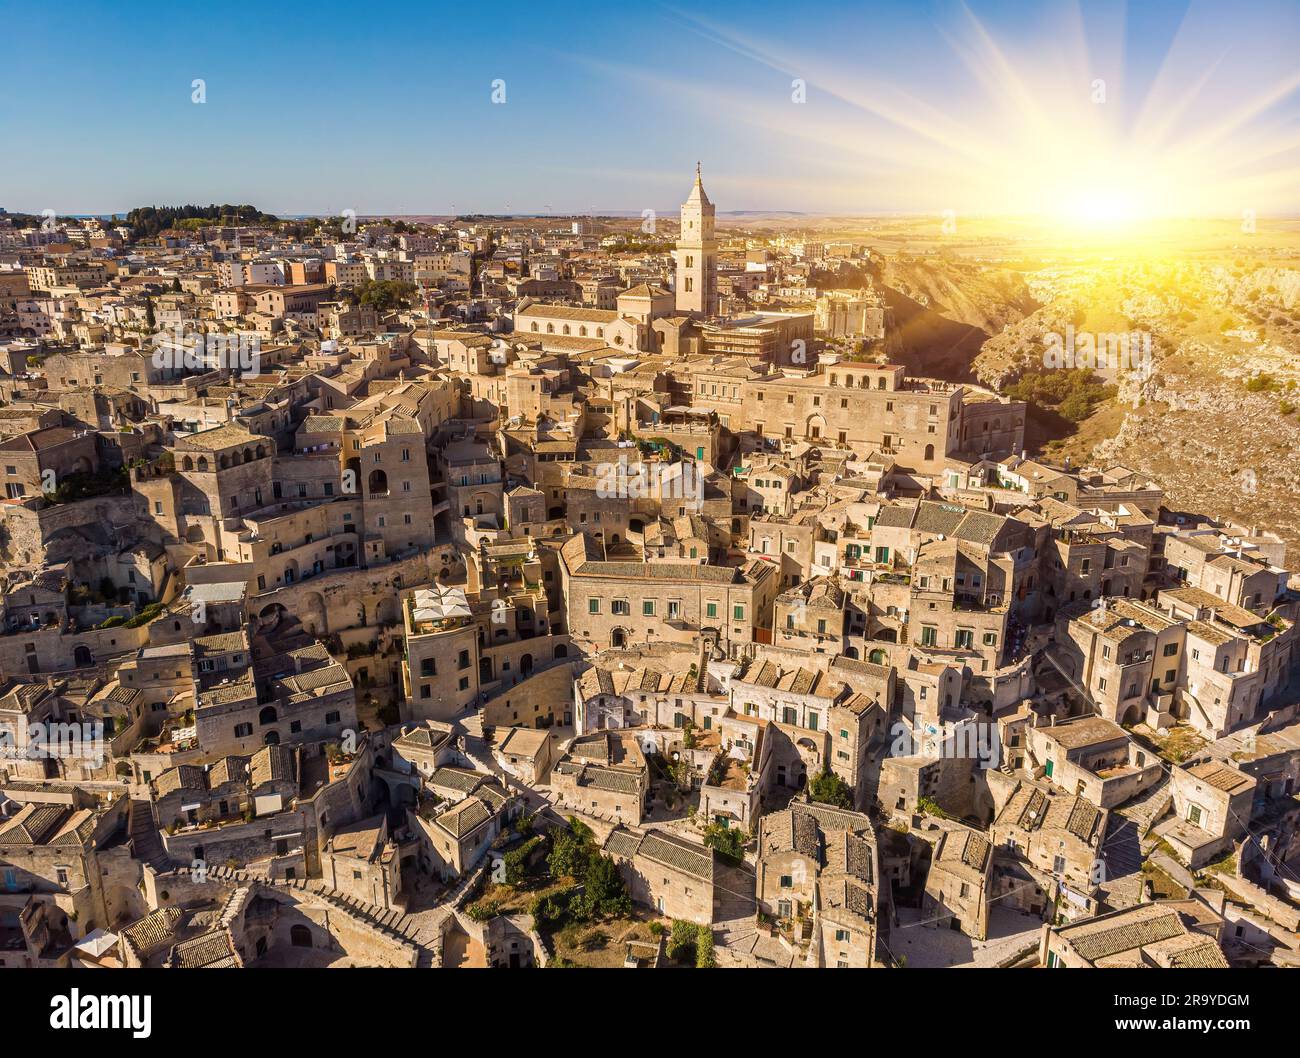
124, 603, 164, 628
503, 834, 545, 884
695, 927, 715, 968
529, 887, 576, 930
917, 795, 949, 818
1003, 368, 1116, 423
808, 767, 854, 809
702, 822, 746, 864
467, 899, 501, 922
667, 919, 698, 961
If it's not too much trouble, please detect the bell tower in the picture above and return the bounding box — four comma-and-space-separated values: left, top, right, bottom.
674, 162, 718, 317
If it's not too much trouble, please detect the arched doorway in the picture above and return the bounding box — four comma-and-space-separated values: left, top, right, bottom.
300, 592, 327, 636
257, 603, 288, 631
290, 924, 312, 948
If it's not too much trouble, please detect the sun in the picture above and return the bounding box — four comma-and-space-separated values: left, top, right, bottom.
1059, 183, 1150, 230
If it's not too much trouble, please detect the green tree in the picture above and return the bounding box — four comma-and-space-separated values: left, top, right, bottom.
579, 854, 631, 920
667, 919, 698, 961
345, 278, 418, 313
702, 822, 746, 864
808, 767, 854, 809
547, 818, 593, 880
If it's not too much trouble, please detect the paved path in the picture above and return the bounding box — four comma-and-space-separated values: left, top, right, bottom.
890, 906, 1043, 968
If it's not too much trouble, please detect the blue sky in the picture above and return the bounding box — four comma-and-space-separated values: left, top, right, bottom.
2, 0, 1297, 216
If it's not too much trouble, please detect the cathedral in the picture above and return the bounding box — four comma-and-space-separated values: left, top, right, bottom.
674, 162, 718, 317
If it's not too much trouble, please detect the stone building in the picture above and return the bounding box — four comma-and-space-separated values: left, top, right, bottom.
603, 826, 717, 925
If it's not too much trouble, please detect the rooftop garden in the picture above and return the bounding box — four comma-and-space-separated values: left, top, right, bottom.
466, 815, 639, 963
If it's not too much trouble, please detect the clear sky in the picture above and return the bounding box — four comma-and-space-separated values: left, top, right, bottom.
2, 0, 1298, 218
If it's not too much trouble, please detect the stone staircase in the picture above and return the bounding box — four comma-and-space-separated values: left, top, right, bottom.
1099, 781, 1171, 907
198, 863, 441, 966
128, 798, 173, 873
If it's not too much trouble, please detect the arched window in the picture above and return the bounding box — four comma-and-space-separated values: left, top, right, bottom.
368, 469, 389, 496
197, 457, 209, 471
924, 444, 935, 461
258, 705, 278, 725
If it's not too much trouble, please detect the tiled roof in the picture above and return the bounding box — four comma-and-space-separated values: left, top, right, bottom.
1068, 908, 1185, 962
